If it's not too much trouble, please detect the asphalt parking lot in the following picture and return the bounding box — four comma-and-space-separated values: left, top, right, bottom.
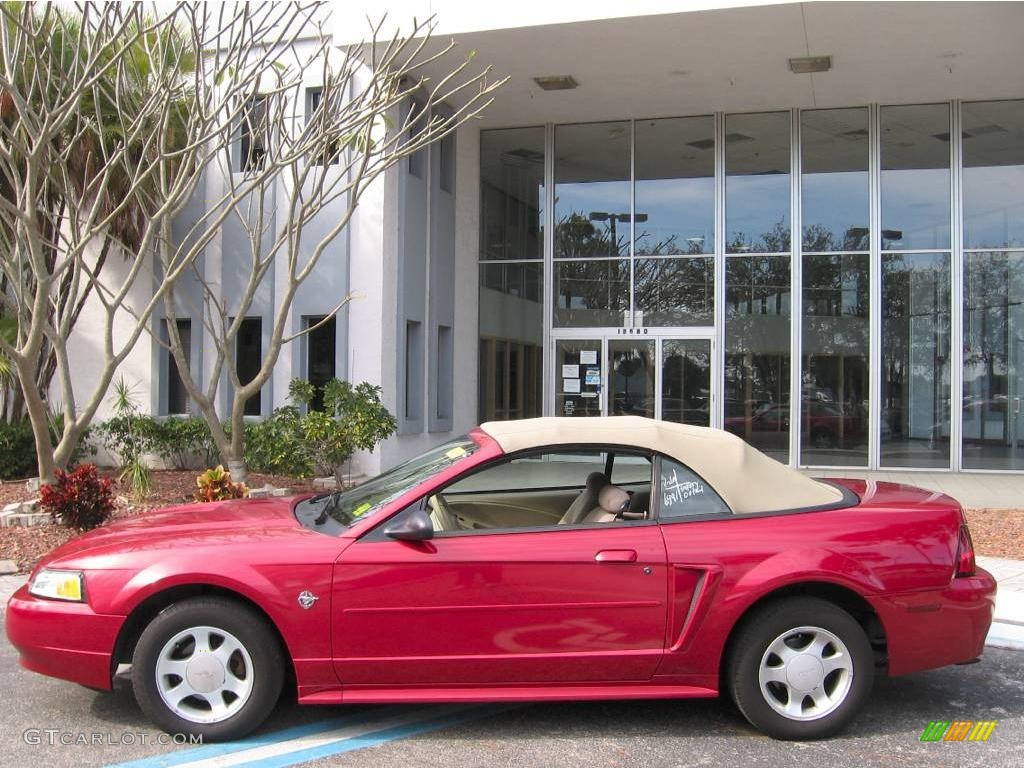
1, 577, 1020, 768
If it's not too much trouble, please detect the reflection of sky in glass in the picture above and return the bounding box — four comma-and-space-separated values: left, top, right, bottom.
802, 172, 869, 250
726, 175, 790, 252
635, 178, 714, 254
964, 165, 1024, 248
881, 168, 951, 250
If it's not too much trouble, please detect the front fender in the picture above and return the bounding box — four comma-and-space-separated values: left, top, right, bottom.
97, 557, 335, 668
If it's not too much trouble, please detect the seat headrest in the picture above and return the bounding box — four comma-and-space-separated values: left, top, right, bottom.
598, 485, 630, 515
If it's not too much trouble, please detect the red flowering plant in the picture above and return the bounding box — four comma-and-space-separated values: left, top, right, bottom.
38, 464, 115, 530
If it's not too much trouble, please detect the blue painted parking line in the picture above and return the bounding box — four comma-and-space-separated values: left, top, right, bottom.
104, 704, 513, 768
238, 705, 514, 768
102, 706, 406, 768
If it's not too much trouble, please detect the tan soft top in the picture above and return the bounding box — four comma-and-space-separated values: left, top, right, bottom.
480, 416, 845, 515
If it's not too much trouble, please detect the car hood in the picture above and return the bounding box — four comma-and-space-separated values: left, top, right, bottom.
38, 496, 308, 569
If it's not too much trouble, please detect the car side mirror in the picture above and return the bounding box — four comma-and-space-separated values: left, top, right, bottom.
382, 503, 434, 541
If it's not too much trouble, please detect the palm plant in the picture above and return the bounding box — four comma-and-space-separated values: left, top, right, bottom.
0, 6, 194, 424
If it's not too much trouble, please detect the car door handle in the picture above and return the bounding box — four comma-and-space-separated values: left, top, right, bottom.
595, 549, 638, 563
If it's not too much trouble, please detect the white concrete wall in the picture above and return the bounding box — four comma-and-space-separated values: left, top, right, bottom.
373, 121, 481, 471
60, 237, 158, 467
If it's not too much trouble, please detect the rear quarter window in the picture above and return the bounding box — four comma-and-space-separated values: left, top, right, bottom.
657, 457, 731, 519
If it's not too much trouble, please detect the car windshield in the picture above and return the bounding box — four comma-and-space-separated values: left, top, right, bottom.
323, 436, 478, 527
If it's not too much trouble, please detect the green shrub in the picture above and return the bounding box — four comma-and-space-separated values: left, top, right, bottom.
243, 405, 313, 477
0, 417, 95, 480
39, 464, 115, 530
238, 378, 396, 480
0, 420, 37, 480
288, 378, 396, 481
304, 380, 396, 480
147, 418, 218, 469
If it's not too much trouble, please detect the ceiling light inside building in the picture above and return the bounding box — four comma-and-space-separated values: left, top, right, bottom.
533, 75, 578, 91
788, 55, 831, 74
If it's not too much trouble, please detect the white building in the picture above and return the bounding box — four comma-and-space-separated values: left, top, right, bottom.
72, 1, 1024, 476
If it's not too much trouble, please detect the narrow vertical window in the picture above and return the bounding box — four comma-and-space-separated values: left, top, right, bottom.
305, 315, 336, 411
163, 319, 191, 415
239, 95, 268, 172
236, 317, 263, 416
436, 325, 453, 420
439, 132, 455, 193
307, 87, 339, 165
407, 98, 426, 178
405, 320, 422, 420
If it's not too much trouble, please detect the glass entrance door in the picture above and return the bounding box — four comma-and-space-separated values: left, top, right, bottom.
553, 334, 713, 422
660, 338, 712, 426
609, 339, 656, 417
554, 339, 603, 418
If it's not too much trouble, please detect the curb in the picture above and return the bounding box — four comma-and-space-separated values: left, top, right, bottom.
985, 618, 1024, 652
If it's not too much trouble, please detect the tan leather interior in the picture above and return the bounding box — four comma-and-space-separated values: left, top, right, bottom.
558, 472, 609, 525
445, 488, 571, 529
428, 494, 464, 532
578, 484, 631, 524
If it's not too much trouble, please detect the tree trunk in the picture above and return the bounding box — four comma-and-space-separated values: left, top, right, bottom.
16, 358, 58, 485
228, 403, 247, 483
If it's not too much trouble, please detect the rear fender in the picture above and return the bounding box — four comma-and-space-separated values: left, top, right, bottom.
730, 548, 886, 601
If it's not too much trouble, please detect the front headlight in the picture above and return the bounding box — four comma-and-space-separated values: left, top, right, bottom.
29, 569, 85, 602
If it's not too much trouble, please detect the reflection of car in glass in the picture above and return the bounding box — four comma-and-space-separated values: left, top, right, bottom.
8, 417, 993, 743
725, 402, 864, 449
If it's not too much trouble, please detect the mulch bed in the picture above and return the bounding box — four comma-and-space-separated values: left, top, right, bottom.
2, 473, 1023, 573
962, 508, 1024, 561
0, 470, 317, 573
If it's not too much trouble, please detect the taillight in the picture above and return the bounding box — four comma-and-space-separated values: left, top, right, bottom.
956, 524, 976, 577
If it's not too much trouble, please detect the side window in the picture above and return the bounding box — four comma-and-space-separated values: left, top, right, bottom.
431, 448, 653, 534
657, 458, 731, 519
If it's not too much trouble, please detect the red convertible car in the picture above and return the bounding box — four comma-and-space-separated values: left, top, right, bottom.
7, 417, 995, 741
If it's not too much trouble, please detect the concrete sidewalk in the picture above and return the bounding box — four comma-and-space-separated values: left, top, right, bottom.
978, 555, 1024, 651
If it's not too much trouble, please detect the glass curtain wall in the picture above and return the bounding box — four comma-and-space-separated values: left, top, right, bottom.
962, 99, 1024, 469
480, 100, 1024, 471
724, 111, 792, 461
800, 108, 871, 466
478, 127, 545, 421
880, 104, 952, 468
633, 117, 715, 326
553, 122, 632, 327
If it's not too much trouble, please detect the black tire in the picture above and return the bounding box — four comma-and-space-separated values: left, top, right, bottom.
131, 597, 285, 741
726, 597, 874, 740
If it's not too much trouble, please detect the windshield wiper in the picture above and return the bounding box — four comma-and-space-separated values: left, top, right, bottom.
308, 491, 337, 526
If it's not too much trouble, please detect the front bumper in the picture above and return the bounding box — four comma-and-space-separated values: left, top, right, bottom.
872, 567, 997, 676
6, 584, 124, 690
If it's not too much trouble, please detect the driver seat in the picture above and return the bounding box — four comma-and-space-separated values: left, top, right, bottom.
427, 494, 462, 532
580, 484, 631, 524
559, 471, 609, 525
